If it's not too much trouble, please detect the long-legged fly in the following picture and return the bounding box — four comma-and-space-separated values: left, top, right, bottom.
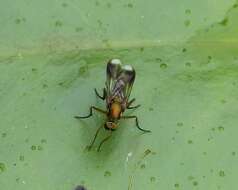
75, 59, 151, 151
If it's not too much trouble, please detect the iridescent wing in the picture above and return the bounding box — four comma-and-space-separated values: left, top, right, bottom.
106, 59, 122, 96
106, 59, 136, 103
116, 64, 135, 101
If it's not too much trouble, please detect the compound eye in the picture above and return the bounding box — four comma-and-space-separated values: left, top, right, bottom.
111, 123, 117, 130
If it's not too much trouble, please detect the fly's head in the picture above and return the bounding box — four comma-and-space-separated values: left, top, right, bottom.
104, 121, 118, 131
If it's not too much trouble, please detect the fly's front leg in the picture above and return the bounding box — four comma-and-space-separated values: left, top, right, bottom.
127, 98, 141, 109
75, 106, 107, 119
94, 88, 106, 100
121, 115, 151, 133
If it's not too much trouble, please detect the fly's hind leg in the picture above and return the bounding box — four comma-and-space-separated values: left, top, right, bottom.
121, 115, 151, 133
97, 130, 112, 152
75, 106, 107, 119
127, 98, 141, 109
86, 125, 103, 151
94, 88, 106, 100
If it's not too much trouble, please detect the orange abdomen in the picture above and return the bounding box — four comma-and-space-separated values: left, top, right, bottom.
110, 102, 122, 119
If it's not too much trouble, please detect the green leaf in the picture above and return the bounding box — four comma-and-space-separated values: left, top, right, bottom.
0, 1, 237, 190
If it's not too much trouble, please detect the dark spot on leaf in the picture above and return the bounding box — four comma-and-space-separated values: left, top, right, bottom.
42, 84, 48, 88
31, 145, 36, 150
150, 177, 156, 182
174, 183, 180, 188
15, 19, 21, 24
184, 20, 191, 27
95, 1, 100, 6
193, 181, 198, 186
177, 122, 183, 127
140, 164, 146, 169
140, 47, 144, 52
78, 65, 89, 76
219, 170, 225, 177
218, 126, 224, 131
41, 139, 47, 144
185, 9, 191, 15
19, 155, 24, 161
156, 58, 162, 62
185, 62, 191, 67
15, 18, 24, 24
219, 18, 228, 26
221, 99, 226, 104
208, 55, 212, 59
37, 145, 43, 151
233, 3, 238, 8
143, 149, 152, 157
104, 171, 111, 177
0, 163, 6, 173
55, 20, 63, 27
182, 48, 187, 52
75, 27, 83, 32
106, 3, 111, 8
62, 3, 68, 7
74, 185, 87, 190
160, 63, 167, 69
127, 3, 133, 8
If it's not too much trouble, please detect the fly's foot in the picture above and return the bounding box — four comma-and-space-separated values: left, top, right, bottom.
84, 145, 93, 152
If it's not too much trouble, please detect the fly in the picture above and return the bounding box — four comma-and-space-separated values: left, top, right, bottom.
75, 59, 151, 151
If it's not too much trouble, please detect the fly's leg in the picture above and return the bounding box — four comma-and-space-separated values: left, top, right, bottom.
127, 104, 141, 109
94, 88, 106, 100
127, 98, 141, 109
86, 125, 103, 151
97, 130, 112, 152
121, 115, 151, 133
75, 106, 107, 119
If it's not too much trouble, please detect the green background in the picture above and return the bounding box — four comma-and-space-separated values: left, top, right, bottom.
0, 0, 238, 190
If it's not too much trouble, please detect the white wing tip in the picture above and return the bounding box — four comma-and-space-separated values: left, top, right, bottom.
110, 58, 122, 65
123, 65, 134, 71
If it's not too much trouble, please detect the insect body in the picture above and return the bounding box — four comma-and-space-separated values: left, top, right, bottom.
75, 59, 151, 151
